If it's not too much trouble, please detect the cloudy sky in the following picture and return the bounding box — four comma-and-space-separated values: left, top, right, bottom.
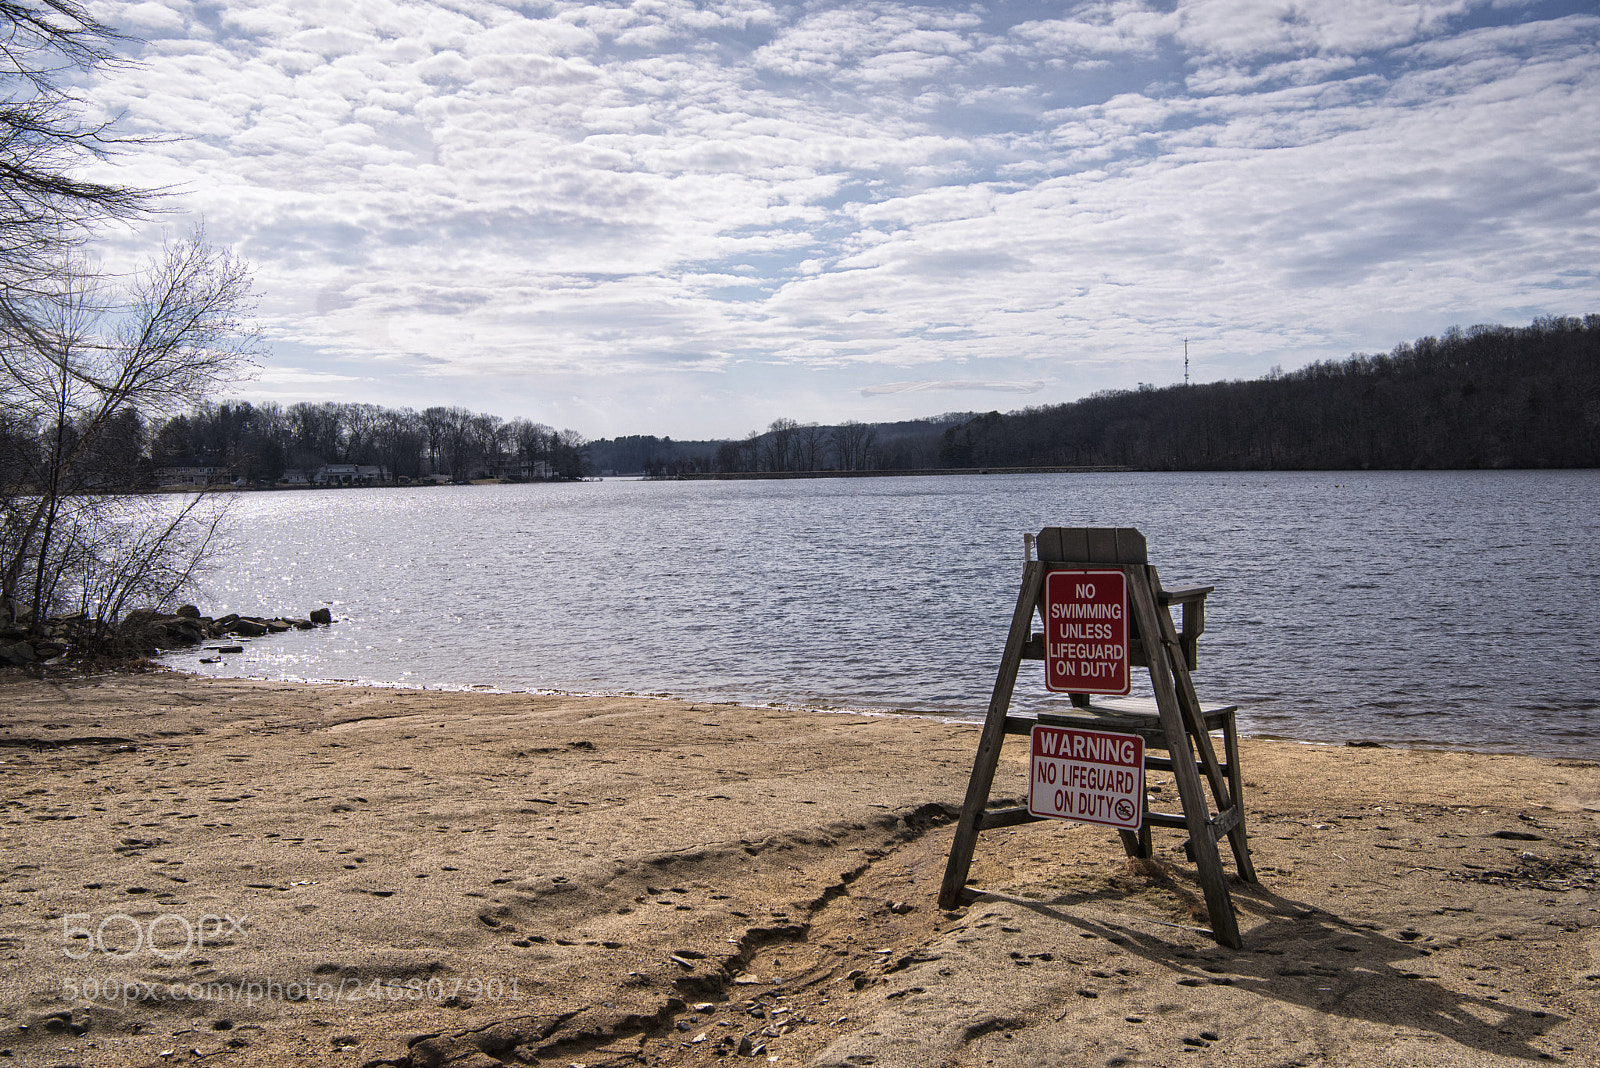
83, 0, 1599, 439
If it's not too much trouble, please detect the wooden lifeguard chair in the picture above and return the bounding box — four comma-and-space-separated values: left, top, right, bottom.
939, 527, 1257, 948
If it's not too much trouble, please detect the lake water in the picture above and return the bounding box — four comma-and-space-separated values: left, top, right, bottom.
167, 471, 1600, 759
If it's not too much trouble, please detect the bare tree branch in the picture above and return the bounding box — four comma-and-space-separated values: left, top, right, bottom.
0, 229, 261, 635
1, 1, 153, 340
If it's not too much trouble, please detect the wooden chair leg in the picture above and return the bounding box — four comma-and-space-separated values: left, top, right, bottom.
1223, 713, 1258, 882
1127, 567, 1242, 948
1117, 822, 1153, 859
1120, 779, 1156, 859
938, 561, 1044, 910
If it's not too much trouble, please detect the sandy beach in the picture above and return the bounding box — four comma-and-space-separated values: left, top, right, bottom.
2, 672, 1597, 1067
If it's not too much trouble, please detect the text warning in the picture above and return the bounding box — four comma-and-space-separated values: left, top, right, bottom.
1028, 725, 1145, 830
1043, 568, 1130, 695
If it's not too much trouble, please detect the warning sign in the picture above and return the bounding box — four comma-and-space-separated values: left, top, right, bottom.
1028, 725, 1145, 830
1043, 569, 1130, 695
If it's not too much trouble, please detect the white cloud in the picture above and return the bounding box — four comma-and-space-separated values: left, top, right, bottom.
862, 380, 1047, 396
114, 1, 187, 35
253, 367, 363, 385
1013, 3, 1176, 57
1174, 0, 1481, 59
75, 0, 1600, 437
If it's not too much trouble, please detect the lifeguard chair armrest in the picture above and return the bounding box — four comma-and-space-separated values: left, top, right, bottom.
1158, 583, 1214, 605
1156, 583, 1211, 671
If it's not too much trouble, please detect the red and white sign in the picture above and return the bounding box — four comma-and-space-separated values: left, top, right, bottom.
1043, 569, 1130, 695
1028, 725, 1145, 830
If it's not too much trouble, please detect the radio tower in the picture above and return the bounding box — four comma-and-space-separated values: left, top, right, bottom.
1184, 338, 1189, 387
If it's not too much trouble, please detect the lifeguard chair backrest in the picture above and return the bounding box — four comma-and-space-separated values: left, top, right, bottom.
1036, 527, 1148, 565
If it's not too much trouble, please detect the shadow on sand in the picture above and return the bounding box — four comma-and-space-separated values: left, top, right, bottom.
975, 873, 1564, 1063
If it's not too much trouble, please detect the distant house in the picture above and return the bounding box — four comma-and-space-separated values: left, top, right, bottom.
280, 469, 309, 485
313, 463, 388, 485
155, 462, 229, 487
510, 458, 551, 479
313, 463, 356, 484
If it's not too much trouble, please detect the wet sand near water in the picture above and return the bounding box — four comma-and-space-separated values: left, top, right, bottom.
2, 672, 1597, 1067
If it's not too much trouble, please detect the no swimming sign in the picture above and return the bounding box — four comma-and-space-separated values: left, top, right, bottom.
1042, 569, 1130, 696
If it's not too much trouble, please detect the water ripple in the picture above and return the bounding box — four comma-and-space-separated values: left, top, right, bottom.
166, 471, 1600, 758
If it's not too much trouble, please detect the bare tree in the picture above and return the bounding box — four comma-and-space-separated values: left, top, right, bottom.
507, 418, 555, 477
50, 492, 231, 648
286, 401, 342, 468
712, 439, 741, 473
0, 229, 260, 638
794, 422, 828, 471
738, 430, 761, 472
552, 428, 588, 479
420, 406, 448, 476
469, 413, 505, 477
2, 1, 152, 338
831, 420, 876, 470
371, 406, 424, 482
437, 407, 475, 480
339, 402, 382, 464
762, 417, 798, 472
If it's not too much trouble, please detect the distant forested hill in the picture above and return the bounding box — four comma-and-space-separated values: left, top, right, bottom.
586, 414, 971, 475
935, 315, 1600, 470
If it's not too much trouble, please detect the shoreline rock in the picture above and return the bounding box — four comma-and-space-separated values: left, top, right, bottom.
121, 605, 328, 654
0, 605, 333, 666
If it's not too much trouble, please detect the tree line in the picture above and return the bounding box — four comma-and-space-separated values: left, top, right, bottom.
600, 418, 882, 476
587, 415, 967, 476
4, 398, 591, 494
934, 316, 1600, 471
143, 402, 588, 484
